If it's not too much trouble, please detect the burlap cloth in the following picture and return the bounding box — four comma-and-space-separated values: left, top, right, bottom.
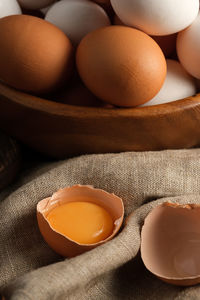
1, 149, 200, 299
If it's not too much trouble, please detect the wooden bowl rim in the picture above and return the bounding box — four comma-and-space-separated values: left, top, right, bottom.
0, 82, 200, 119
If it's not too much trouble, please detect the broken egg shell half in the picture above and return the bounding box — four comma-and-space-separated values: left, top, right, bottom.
141, 202, 200, 286
37, 185, 124, 258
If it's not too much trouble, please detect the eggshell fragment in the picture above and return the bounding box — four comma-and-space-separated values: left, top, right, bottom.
76, 26, 166, 107
45, 0, 111, 46
141, 202, 200, 286
0, 0, 21, 18
141, 60, 196, 107
37, 185, 124, 257
110, 0, 199, 36
0, 15, 73, 94
177, 13, 200, 79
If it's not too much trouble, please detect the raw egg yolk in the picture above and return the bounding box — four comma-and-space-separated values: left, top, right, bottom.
46, 201, 114, 244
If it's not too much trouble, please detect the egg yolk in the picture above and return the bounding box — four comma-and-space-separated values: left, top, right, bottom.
46, 201, 114, 244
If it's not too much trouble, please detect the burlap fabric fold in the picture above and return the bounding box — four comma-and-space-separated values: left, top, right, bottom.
1, 149, 200, 299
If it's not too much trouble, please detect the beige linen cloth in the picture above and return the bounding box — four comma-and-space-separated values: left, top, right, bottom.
1, 149, 200, 299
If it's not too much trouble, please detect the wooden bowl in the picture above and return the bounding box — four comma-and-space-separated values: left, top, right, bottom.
0, 81, 200, 158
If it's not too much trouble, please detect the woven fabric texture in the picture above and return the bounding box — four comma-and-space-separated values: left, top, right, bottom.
1, 149, 200, 299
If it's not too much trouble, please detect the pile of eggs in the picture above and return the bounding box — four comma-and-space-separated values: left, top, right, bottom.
0, 0, 200, 107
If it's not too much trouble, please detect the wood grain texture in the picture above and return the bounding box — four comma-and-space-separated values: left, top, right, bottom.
0, 82, 200, 158
0, 131, 20, 190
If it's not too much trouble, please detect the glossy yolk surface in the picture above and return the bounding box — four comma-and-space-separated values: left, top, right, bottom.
46, 201, 114, 244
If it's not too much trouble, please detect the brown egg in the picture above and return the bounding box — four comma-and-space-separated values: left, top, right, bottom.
113, 17, 177, 58
76, 26, 166, 107
37, 185, 124, 257
112, 17, 177, 58
141, 202, 200, 286
0, 15, 73, 94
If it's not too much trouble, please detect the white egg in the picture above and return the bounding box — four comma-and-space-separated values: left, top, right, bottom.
0, 0, 21, 18
17, 0, 56, 10
110, 0, 199, 36
45, 0, 111, 46
177, 13, 200, 80
141, 60, 196, 107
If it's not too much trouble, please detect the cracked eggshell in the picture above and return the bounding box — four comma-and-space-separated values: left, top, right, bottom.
37, 185, 124, 258
141, 202, 200, 286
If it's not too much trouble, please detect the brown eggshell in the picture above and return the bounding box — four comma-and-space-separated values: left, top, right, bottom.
76, 26, 166, 107
37, 185, 124, 257
141, 202, 200, 286
113, 17, 177, 58
0, 15, 73, 94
